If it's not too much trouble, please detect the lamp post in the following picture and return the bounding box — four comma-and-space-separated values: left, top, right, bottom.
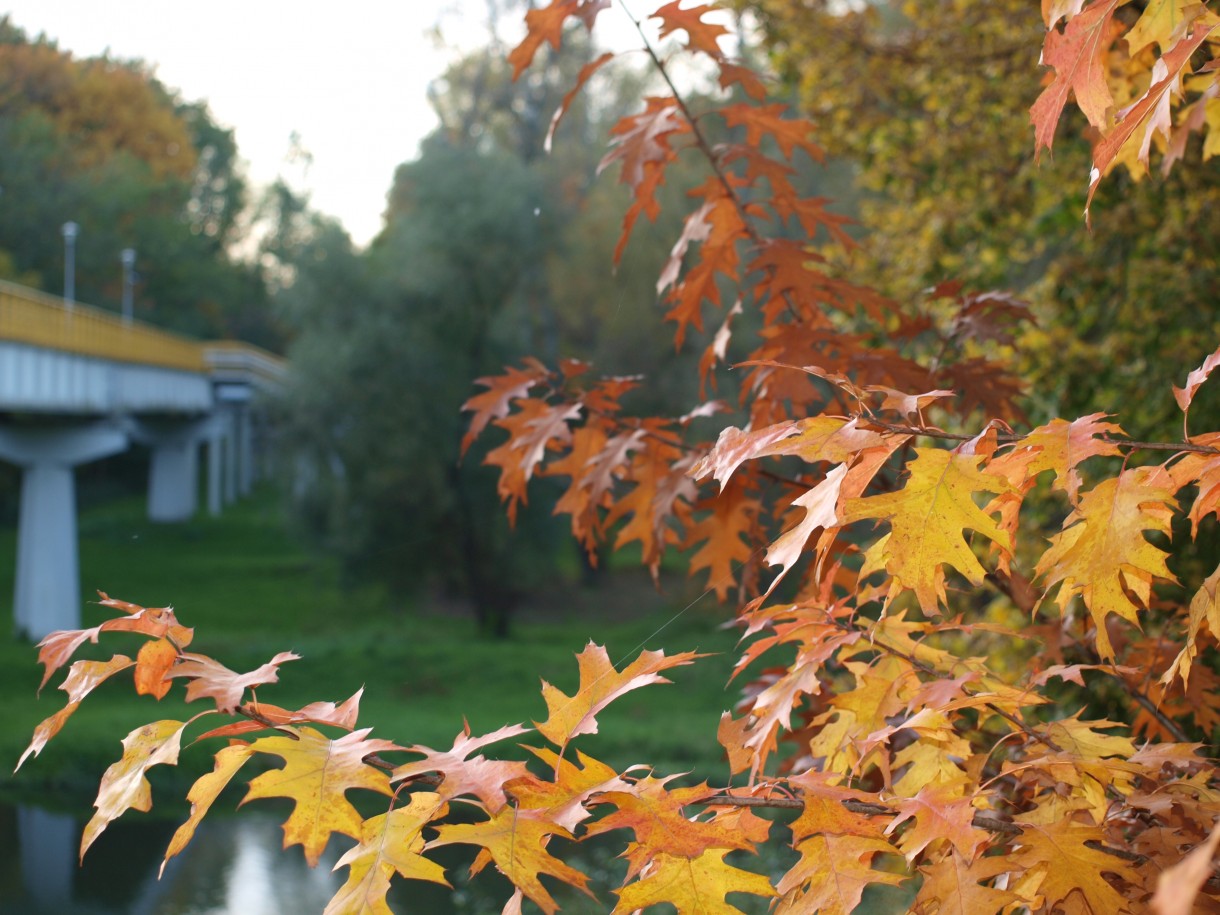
61, 221, 78, 309
120, 248, 136, 324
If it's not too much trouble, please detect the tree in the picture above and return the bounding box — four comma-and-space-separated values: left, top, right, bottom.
0, 17, 277, 346
19, 2, 1220, 913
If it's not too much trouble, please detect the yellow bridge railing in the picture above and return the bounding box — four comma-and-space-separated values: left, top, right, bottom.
0, 280, 283, 379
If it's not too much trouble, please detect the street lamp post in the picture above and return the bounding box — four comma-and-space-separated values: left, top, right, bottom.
61, 221, 78, 309
120, 248, 136, 324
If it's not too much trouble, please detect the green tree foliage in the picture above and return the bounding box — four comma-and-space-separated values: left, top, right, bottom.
277, 29, 709, 634
0, 17, 276, 346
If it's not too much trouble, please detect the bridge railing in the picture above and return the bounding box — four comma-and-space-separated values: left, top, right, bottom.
0, 279, 206, 372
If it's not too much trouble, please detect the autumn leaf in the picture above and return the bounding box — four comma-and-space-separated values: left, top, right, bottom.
243, 727, 401, 866
842, 448, 1015, 615
429, 803, 590, 915
1174, 343, 1220, 425
392, 722, 531, 812
884, 782, 989, 862
721, 102, 824, 162
1035, 465, 1178, 659
167, 650, 299, 713
133, 637, 178, 699
162, 741, 255, 875
1163, 563, 1220, 688
586, 777, 756, 857
81, 718, 193, 860
611, 847, 777, 914
535, 642, 702, 750
461, 360, 549, 456
1007, 413, 1123, 503
913, 851, 1021, 915
1012, 818, 1140, 913
1031, 0, 1123, 154
776, 833, 905, 915
507, 747, 630, 832
1126, 0, 1209, 53
33, 601, 193, 691
652, 1, 729, 58
194, 688, 364, 740
16, 654, 135, 771
507, 0, 609, 79
326, 792, 450, 915
1151, 817, 1220, 915
1087, 22, 1218, 219
684, 475, 760, 599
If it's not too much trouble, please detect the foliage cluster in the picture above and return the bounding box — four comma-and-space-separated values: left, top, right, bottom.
0, 17, 277, 345
19, 2, 1220, 914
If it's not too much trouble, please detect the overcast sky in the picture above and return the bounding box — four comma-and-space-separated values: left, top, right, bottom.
1, 1, 525, 246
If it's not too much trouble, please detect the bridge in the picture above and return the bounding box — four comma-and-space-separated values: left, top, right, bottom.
0, 280, 284, 639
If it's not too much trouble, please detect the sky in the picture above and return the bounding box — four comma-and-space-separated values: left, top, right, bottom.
0, 1, 535, 247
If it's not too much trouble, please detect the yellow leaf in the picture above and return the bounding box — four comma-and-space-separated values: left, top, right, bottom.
325, 792, 449, 915
162, 741, 255, 876
81, 719, 190, 860
843, 448, 1014, 615
612, 848, 777, 914
429, 804, 589, 915
243, 727, 399, 866
1035, 466, 1177, 659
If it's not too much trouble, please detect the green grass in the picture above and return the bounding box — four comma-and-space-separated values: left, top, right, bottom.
0, 488, 744, 802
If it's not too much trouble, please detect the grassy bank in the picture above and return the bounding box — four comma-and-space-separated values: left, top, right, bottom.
1, 489, 743, 801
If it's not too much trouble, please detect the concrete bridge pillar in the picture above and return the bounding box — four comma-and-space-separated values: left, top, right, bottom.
133, 418, 212, 523
0, 422, 128, 638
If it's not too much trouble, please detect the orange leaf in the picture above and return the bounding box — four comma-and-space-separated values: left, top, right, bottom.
535, 642, 702, 750
1031, 0, 1123, 155
134, 637, 178, 699
914, 851, 1021, 915
1086, 22, 1218, 219
884, 782, 989, 862
586, 777, 755, 857
651, 1, 729, 58
16, 654, 135, 771
506, 0, 610, 79
243, 726, 400, 866
461, 360, 549, 457
194, 688, 364, 740
721, 102, 824, 161
1151, 817, 1220, 915
34, 600, 193, 692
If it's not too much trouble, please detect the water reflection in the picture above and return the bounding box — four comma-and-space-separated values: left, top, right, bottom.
2, 801, 344, 914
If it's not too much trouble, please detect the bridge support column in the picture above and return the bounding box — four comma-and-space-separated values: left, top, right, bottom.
0, 423, 128, 638
207, 429, 223, 517
134, 419, 211, 523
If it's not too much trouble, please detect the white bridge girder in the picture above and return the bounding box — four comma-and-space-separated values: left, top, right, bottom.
0, 341, 212, 414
